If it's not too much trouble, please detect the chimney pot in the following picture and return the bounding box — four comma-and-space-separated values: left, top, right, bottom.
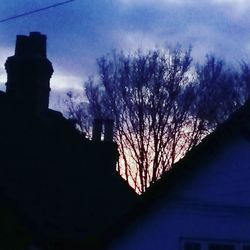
92, 119, 102, 141
29, 31, 47, 57
15, 35, 29, 56
104, 119, 114, 142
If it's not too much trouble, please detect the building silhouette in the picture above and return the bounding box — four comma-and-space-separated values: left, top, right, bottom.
0, 32, 138, 250
4, 32, 250, 250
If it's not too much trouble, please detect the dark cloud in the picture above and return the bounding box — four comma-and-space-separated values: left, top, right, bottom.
0, 0, 250, 90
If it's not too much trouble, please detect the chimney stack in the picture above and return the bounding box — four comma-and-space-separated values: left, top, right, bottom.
92, 119, 114, 141
104, 119, 114, 142
5, 32, 53, 116
15, 32, 47, 57
92, 119, 102, 141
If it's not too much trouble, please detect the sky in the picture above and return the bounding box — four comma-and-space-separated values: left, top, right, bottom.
0, 0, 250, 96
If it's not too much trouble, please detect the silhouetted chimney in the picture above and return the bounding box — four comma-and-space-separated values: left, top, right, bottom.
5, 32, 53, 116
92, 119, 102, 141
15, 35, 29, 56
104, 119, 114, 142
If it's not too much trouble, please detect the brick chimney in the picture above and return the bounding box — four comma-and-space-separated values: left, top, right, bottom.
5, 32, 53, 115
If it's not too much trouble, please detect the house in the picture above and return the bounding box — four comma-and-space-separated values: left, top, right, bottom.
109, 100, 250, 250
3, 32, 250, 250
0, 32, 138, 250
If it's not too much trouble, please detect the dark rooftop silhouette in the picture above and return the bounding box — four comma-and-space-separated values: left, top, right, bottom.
0, 32, 138, 250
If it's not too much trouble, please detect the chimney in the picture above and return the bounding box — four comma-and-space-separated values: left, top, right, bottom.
104, 119, 114, 142
92, 119, 114, 141
92, 119, 102, 141
15, 35, 29, 56
15, 32, 47, 57
5, 32, 53, 116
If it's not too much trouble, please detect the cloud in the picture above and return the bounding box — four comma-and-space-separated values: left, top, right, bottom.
0, 46, 13, 90
211, 0, 250, 16
111, 19, 250, 65
117, 0, 250, 19
118, 0, 250, 7
112, 30, 164, 52
212, 0, 250, 5
1, 0, 250, 93
117, 0, 193, 6
50, 71, 84, 90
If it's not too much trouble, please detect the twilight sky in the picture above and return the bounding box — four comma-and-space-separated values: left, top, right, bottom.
0, 0, 250, 93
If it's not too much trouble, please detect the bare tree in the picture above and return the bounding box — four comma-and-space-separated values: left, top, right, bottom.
193, 55, 241, 130
239, 61, 250, 103
64, 49, 249, 193
84, 48, 208, 193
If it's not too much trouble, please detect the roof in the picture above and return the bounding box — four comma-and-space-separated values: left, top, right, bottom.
0, 91, 139, 249
105, 99, 250, 248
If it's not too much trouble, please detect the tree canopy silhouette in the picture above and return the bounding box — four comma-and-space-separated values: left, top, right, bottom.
65, 47, 250, 193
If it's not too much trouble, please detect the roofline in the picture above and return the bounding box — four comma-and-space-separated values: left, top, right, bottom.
103, 99, 250, 247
